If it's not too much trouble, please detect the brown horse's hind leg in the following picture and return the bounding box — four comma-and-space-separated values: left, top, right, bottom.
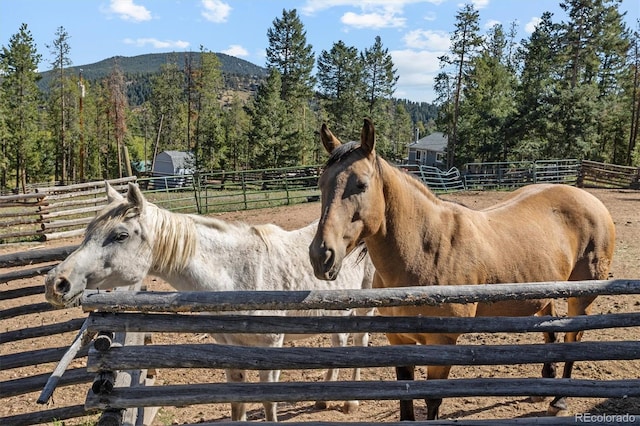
548, 295, 597, 416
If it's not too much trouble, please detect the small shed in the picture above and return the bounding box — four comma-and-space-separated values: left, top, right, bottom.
407, 132, 447, 168
152, 150, 194, 189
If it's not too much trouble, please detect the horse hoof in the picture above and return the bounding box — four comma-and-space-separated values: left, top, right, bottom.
315, 401, 328, 410
342, 401, 359, 414
529, 396, 547, 403
547, 405, 570, 417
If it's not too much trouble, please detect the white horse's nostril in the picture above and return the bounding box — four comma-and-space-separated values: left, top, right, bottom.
55, 277, 71, 295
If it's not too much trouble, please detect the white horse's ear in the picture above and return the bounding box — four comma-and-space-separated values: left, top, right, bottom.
105, 181, 124, 203
320, 123, 342, 154
126, 182, 146, 212
361, 118, 376, 155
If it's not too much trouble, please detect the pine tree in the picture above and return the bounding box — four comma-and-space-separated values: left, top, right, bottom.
266, 9, 316, 103
150, 57, 185, 154
265, 9, 317, 164
193, 48, 225, 170
513, 12, 561, 159
317, 40, 366, 140
222, 94, 250, 170
459, 24, 517, 163
361, 36, 398, 116
0, 24, 42, 191
246, 69, 291, 168
47, 26, 73, 183
439, 3, 483, 168
106, 61, 128, 178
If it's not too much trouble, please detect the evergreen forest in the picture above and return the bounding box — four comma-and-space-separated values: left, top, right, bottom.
1, 1, 638, 193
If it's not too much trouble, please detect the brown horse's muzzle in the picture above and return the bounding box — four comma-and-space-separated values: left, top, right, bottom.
309, 238, 342, 281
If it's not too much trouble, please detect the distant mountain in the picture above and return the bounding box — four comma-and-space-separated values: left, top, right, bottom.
38, 51, 268, 105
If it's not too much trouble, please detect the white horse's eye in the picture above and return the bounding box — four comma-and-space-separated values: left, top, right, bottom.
114, 232, 129, 242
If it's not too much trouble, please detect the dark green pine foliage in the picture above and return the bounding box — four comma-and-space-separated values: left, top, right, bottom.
360, 36, 400, 158
0, 23, 43, 191
458, 24, 517, 164
47, 26, 73, 183
513, 12, 562, 160
439, 3, 483, 168
361, 36, 399, 116
150, 57, 186, 152
265, 8, 317, 164
317, 40, 366, 140
247, 69, 296, 168
266, 9, 316, 104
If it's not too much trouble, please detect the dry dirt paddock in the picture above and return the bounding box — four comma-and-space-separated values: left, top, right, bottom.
1, 187, 639, 424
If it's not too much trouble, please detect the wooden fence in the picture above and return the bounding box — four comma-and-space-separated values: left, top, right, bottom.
78, 279, 640, 425
0, 245, 95, 425
0, 177, 136, 242
578, 160, 640, 189
0, 246, 154, 426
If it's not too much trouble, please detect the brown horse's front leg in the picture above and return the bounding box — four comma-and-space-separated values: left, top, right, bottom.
396, 365, 416, 421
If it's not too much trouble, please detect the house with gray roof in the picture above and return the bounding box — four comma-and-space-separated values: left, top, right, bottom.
407, 132, 447, 168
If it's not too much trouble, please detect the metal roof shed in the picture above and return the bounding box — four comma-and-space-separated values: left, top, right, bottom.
152, 151, 194, 189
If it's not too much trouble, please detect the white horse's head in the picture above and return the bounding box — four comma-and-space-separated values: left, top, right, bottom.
45, 182, 156, 307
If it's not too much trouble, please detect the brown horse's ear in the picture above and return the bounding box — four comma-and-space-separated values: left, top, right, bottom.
126, 182, 145, 213
105, 181, 124, 203
320, 123, 342, 154
361, 118, 375, 155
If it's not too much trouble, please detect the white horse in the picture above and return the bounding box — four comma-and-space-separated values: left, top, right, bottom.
45, 182, 375, 422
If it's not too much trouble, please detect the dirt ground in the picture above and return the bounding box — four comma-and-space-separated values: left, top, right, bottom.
1, 187, 639, 424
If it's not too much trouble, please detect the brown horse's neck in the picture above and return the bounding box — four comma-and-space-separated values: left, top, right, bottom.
378, 158, 443, 222
366, 158, 449, 282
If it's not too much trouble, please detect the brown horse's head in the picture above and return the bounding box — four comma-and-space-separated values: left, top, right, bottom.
309, 118, 385, 280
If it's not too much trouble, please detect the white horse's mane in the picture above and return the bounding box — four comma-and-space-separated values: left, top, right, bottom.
147, 205, 278, 272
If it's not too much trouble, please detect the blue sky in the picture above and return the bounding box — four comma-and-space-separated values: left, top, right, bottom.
1, 0, 638, 103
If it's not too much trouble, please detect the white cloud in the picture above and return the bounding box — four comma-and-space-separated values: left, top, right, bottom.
403, 29, 450, 50
525, 17, 542, 34
423, 11, 437, 21
201, 0, 231, 23
472, 0, 489, 9
106, 0, 151, 22
124, 38, 190, 49
341, 9, 406, 29
221, 44, 248, 57
301, 0, 444, 16
484, 19, 501, 29
391, 49, 445, 102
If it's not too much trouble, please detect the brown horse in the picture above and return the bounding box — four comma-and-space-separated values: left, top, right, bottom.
309, 118, 616, 421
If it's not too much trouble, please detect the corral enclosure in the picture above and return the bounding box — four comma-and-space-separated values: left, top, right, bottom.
1, 187, 639, 425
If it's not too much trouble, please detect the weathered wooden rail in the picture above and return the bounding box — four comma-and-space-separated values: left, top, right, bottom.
0, 176, 136, 242
1, 245, 96, 425
0, 245, 151, 426
579, 160, 640, 189
81, 279, 640, 425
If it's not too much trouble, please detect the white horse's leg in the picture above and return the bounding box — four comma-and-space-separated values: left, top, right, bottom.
315, 333, 348, 410
259, 369, 281, 421
226, 369, 247, 421
342, 331, 370, 413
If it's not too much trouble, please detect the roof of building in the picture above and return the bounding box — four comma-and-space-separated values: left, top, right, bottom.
408, 132, 448, 152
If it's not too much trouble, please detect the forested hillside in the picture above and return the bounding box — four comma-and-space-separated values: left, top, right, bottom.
37, 52, 269, 106
1, 1, 637, 193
